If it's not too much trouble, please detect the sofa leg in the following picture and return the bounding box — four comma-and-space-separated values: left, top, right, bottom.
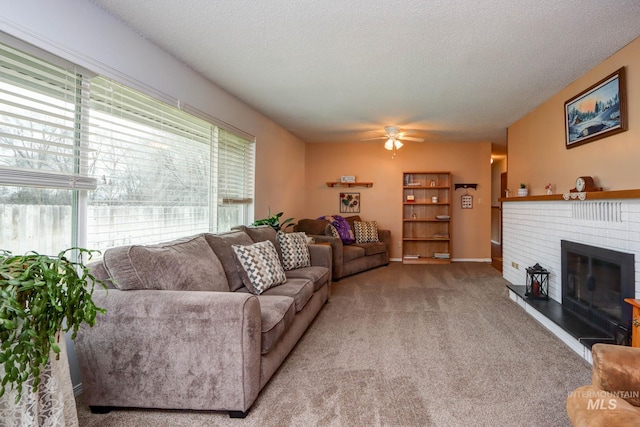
229, 410, 249, 418
89, 405, 114, 414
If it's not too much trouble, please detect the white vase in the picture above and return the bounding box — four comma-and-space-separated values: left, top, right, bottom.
518, 188, 528, 197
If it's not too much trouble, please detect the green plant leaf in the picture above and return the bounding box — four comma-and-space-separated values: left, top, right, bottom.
0, 247, 107, 402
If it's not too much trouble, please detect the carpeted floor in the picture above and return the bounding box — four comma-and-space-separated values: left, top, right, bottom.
76, 262, 591, 426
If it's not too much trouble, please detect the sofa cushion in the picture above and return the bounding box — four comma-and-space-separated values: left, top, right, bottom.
276, 231, 311, 270
295, 218, 329, 235
102, 234, 229, 292
232, 241, 286, 294
343, 244, 366, 262
344, 215, 362, 230
260, 278, 313, 312
354, 242, 388, 256
285, 266, 330, 292
256, 295, 296, 354
354, 220, 379, 243
204, 231, 254, 291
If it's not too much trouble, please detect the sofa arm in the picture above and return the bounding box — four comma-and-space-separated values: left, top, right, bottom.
76, 289, 262, 412
307, 235, 343, 277
308, 242, 332, 269
566, 384, 640, 427
378, 229, 391, 253
591, 343, 640, 406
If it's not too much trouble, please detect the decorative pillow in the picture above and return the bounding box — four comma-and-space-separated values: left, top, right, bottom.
232, 241, 286, 294
277, 231, 311, 271
354, 221, 380, 243
328, 224, 340, 239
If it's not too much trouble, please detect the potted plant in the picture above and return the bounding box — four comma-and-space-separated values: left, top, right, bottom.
518, 183, 528, 197
0, 247, 105, 424
251, 209, 295, 231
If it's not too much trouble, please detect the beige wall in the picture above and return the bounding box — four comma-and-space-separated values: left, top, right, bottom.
508, 36, 640, 194
303, 141, 492, 260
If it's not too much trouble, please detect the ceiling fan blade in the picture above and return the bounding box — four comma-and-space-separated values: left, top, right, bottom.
399, 136, 424, 142
397, 130, 416, 137
360, 136, 388, 141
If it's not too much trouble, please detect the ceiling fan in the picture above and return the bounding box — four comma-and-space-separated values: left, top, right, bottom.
361, 126, 424, 150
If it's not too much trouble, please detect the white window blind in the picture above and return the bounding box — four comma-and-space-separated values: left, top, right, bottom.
87, 77, 215, 250
0, 41, 96, 190
217, 128, 254, 230
1, 38, 255, 254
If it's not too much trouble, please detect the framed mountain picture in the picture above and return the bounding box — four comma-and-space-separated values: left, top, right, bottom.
565, 67, 627, 149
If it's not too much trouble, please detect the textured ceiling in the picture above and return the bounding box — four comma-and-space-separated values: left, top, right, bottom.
90, 0, 640, 149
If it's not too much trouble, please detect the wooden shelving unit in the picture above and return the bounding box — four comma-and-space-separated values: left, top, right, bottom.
326, 182, 373, 188
402, 172, 452, 264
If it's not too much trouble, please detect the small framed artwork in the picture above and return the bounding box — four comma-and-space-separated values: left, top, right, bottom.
565, 67, 627, 149
340, 175, 356, 183
339, 192, 360, 213
461, 194, 473, 209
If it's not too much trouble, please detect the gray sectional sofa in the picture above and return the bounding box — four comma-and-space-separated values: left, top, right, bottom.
75, 225, 331, 418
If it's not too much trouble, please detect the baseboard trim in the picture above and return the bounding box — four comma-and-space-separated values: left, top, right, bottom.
74, 383, 83, 397
391, 258, 491, 263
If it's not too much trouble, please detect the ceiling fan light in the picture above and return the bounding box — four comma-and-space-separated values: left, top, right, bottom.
384, 139, 394, 150
394, 140, 403, 149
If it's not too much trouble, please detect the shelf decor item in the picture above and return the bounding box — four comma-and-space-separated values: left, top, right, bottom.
518, 183, 528, 197
525, 263, 549, 300
565, 67, 627, 149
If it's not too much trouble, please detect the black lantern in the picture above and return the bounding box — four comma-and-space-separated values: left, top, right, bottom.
525, 263, 549, 300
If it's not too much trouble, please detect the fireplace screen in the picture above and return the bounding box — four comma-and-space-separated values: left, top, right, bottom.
565, 254, 622, 320
561, 240, 634, 341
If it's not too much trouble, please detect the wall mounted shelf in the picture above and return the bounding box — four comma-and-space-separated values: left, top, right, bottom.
326, 182, 373, 188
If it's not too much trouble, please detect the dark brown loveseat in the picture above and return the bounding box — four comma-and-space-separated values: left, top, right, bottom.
294, 215, 390, 280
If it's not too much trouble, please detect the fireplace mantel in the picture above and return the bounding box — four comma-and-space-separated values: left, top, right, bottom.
500, 189, 640, 202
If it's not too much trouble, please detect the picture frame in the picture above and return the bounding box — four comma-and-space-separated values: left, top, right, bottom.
565, 67, 627, 149
461, 194, 473, 209
340, 175, 356, 183
339, 192, 360, 213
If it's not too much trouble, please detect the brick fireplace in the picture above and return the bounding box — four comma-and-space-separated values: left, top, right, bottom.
501, 191, 640, 362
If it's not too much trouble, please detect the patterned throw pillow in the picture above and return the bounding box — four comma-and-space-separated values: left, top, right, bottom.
328, 224, 340, 239
354, 221, 379, 243
276, 231, 311, 271
232, 241, 286, 294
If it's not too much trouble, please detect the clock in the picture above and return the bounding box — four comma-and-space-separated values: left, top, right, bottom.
570, 176, 601, 193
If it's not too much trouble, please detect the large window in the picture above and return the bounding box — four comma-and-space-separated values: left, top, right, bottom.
0, 39, 254, 255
